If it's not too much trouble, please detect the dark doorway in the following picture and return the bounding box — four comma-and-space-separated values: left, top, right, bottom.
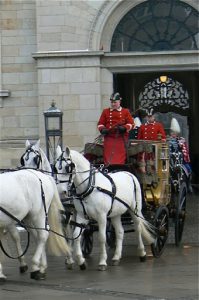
113, 71, 199, 184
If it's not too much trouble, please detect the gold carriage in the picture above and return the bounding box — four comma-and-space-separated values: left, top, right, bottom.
127, 139, 170, 207
84, 139, 187, 257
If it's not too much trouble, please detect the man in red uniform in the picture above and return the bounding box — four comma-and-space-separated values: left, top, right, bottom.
138, 109, 166, 141
137, 109, 166, 173
97, 92, 134, 165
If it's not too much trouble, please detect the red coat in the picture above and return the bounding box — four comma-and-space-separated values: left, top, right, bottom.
97, 107, 134, 164
138, 121, 166, 141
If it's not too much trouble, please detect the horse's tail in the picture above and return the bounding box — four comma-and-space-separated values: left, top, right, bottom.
47, 180, 71, 256
132, 175, 155, 245
139, 219, 155, 245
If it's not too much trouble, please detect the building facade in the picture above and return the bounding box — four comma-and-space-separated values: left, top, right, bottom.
0, 0, 199, 182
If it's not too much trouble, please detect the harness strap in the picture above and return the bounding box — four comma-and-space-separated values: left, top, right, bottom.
75, 166, 95, 198
101, 172, 116, 216
97, 171, 138, 215
74, 167, 96, 220
39, 178, 49, 230
0, 206, 26, 228
96, 187, 130, 211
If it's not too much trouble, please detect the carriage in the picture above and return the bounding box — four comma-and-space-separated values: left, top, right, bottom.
17, 137, 188, 272
80, 137, 188, 258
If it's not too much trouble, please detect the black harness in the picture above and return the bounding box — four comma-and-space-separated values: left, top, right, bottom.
56, 155, 138, 219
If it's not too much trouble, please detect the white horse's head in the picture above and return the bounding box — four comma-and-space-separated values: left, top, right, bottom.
20, 139, 52, 174
20, 139, 41, 168
55, 145, 75, 197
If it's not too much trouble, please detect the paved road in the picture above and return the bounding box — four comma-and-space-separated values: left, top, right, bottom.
0, 191, 198, 300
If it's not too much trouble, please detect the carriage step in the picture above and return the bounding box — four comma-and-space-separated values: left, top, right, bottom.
124, 229, 135, 233
122, 221, 134, 225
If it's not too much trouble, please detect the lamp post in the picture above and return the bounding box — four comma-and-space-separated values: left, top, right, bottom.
43, 101, 63, 165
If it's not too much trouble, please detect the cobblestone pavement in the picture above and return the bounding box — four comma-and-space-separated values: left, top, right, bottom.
0, 191, 198, 300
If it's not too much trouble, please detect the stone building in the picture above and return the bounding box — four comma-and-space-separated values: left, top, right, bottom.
0, 0, 199, 182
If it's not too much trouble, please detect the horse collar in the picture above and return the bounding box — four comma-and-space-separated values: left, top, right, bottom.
74, 166, 96, 199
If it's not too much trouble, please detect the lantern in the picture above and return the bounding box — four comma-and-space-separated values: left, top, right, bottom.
43, 101, 63, 165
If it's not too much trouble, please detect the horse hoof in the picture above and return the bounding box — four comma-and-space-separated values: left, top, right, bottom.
0, 277, 6, 283
20, 265, 28, 273
98, 265, 107, 271
140, 255, 147, 262
67, 263, 75, 270
111, 260, 120, 266
79, 263, 86, 270
30, 270, 46, 280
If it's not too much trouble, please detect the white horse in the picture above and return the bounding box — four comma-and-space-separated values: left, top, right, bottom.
0, 169, 71, 281
20, 139, 75, 267
0, 139, 53, 276
55, 145, 155, 271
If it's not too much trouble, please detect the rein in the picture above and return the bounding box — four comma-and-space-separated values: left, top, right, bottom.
0, 206, 30, 259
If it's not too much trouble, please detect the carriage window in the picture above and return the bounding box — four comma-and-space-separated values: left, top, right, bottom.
111, 0, 199, 52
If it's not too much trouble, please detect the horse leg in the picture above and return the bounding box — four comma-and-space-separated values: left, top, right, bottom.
38, 250, 47, 280
97, 214, 108, 271
72, 214, 88, 270
0, 262, 6, 282
8, 225, 28, 273
30, 226, 49, 280
110, 215, 124, 266
132, 215, 147, 262
64, 213, 75, 269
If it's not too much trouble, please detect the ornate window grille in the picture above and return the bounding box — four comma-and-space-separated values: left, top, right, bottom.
111, 0, 199, 52
139, 76, 189, 111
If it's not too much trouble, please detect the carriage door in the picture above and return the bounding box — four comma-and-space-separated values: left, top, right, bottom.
138, 76, 190, 142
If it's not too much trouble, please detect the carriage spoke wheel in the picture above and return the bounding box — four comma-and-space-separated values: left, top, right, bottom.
106, 219, 116, 249
151, 206, 169, 258
175, 182, 187, 247
81, 226, 93, 258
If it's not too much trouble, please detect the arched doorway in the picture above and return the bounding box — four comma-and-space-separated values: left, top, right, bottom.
113, 71, 198, 184
138, 76, 189, 140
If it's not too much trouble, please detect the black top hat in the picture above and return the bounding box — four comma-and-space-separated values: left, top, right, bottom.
110, 92, 122, 101
144, 108, 154, 116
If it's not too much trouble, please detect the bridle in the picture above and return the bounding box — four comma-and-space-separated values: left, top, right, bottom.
55, 152, 97, 199
55, 152, 77, 194
20, 146, 42, 169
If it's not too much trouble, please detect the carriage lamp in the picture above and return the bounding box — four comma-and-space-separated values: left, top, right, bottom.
43, 101, 63, 165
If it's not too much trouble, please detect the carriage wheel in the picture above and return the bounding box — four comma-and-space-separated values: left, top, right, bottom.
175, 182, 187, 246
81, 226, 93, 258
106, 219, 116, 249
151, 206, 169, 258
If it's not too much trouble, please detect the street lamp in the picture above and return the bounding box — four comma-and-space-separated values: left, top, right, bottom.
43, 101, 63, 165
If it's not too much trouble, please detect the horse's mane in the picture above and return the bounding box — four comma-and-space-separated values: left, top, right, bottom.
39, 147, 52, 173
70, 149, 90, 170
